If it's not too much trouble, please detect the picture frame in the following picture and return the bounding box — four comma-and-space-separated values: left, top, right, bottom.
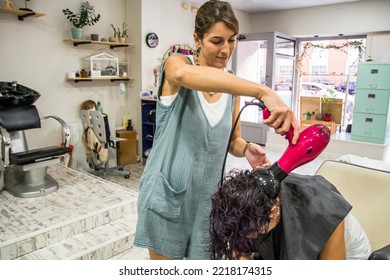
119, 62, 129, 77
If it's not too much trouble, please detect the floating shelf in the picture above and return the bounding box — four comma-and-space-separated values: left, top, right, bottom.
0, 7, 45, 20
66, 77, 132, 83
64, 39, 134, 49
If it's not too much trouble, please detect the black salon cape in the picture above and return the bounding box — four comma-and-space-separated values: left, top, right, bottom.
253, 173, 352, 260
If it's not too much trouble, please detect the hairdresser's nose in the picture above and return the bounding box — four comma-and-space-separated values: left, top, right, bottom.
220, 41, 229, 54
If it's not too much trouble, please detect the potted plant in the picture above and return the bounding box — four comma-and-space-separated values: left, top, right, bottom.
321, 90, 337, 121
63, 1, 101, 40
110, 22, 129, 43
303, 110, 315, 120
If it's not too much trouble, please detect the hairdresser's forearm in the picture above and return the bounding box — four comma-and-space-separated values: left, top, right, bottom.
229, 136, 248, 158
169, 63, 272, 100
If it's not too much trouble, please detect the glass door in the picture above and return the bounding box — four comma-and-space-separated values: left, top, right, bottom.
232, 32, 297, 145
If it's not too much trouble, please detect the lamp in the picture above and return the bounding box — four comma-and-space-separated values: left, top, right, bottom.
181, 2, 189, 10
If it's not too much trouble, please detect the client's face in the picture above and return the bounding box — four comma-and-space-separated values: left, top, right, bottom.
261, 197, 281, 234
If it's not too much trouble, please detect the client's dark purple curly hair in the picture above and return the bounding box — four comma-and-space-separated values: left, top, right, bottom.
209, 168, 280, 260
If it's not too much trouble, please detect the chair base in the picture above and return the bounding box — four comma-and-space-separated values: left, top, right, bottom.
91, 166, 131, 179
88, 159, 130, 179
4, 174, 59, 198
4, 158, 60, 198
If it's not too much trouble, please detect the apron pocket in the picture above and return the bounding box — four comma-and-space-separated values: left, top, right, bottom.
149, 171, 187, 222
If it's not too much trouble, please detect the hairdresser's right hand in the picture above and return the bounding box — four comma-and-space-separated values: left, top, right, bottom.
260, 88, 300, 145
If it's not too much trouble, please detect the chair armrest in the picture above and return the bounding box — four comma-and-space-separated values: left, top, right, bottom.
368, 244, 390, 260
44, 116, 71, 147
0, 125, 12, 166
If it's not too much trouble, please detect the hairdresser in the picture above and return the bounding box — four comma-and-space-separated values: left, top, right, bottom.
134, 0, 299, 260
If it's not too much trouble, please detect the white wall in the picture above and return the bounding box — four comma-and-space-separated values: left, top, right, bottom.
0, 0, 131, 122
249, 0, 390, 37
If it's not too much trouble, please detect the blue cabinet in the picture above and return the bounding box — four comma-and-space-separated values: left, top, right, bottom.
141, 98, 157, 163
352, 62, 390, 144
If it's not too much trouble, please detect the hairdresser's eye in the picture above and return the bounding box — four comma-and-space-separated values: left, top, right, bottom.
212, 40, 223, 45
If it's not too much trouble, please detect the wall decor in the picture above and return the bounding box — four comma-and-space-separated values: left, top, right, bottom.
146, 32, 159, 48
87, 51, 118, 77
119, 62, 129, 77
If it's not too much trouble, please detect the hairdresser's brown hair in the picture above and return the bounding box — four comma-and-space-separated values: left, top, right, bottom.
195, 0, 239, 39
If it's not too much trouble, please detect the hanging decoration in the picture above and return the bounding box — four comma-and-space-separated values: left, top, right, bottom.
297, 40, 366, 72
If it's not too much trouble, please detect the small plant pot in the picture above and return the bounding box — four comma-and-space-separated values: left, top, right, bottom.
71, 27, 83, 39
119, 37, 127, 43
80, 69, 88, 78
91, 34, 99, 41
315, 113, 324, 121
323, 113, 332, 121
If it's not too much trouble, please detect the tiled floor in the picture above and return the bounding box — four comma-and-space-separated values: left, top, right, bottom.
0, 143, 328, 260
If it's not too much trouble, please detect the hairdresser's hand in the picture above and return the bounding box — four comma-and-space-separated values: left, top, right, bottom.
245, 143, 271, 169
260, 89, 300, 145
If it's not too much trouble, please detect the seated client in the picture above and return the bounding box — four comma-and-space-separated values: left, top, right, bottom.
209, 168, 371, 260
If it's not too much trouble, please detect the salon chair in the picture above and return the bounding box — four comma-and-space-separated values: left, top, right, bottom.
80, 109, 130, 179
316, 158, 390, 260
0, 81, 72, 198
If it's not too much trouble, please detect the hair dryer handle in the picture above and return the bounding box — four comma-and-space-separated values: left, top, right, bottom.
262, 108, 294, 144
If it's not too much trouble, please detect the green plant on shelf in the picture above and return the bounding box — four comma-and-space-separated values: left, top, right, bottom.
62, 1, 101, 29
110, 22, 129, 39
303, 110, 315, 120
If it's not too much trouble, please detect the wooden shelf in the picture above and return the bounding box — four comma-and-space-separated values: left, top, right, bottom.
300, 119, 336, 134
66, 77, 132, 83
140, 97, 157, 101
64, 39, 134, 49
0, 7, 45, 20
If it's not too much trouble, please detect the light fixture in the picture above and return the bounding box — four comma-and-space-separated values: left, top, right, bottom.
181, 2, 189, 10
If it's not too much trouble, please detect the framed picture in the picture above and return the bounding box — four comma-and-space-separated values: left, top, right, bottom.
119, 62, 129, 77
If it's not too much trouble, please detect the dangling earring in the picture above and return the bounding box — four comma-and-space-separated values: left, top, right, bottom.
194, 46, 201, 66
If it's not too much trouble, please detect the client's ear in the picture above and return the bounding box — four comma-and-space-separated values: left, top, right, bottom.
269, 205, 280, 219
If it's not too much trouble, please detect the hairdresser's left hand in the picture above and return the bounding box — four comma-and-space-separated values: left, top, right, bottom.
245, 143, 271, 169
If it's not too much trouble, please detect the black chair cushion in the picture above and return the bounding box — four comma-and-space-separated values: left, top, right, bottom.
10, 146, 72, 165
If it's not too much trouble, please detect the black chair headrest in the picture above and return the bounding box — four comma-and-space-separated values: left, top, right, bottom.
0, 105, 41, 132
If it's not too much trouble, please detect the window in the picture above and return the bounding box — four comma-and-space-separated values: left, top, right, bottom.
297, 36, 366, 131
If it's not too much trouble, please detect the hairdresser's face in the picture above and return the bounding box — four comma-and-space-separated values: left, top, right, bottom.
194, 22, 237, 69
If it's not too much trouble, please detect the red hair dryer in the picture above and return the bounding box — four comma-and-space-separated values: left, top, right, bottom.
262, 108, 331, 181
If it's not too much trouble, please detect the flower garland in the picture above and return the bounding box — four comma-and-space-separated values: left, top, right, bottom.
297, 40, 366, 72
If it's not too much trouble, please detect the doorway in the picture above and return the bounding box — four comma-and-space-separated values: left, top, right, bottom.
232, 31, 297, 145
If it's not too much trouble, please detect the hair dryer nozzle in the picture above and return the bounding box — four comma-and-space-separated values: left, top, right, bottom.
269, 162, 288, 182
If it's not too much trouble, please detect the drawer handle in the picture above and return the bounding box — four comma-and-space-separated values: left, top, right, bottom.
370, 69, 379, 74
368, 93, 376, 99
365, 118, 373, 123
369, 84, 378, 89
